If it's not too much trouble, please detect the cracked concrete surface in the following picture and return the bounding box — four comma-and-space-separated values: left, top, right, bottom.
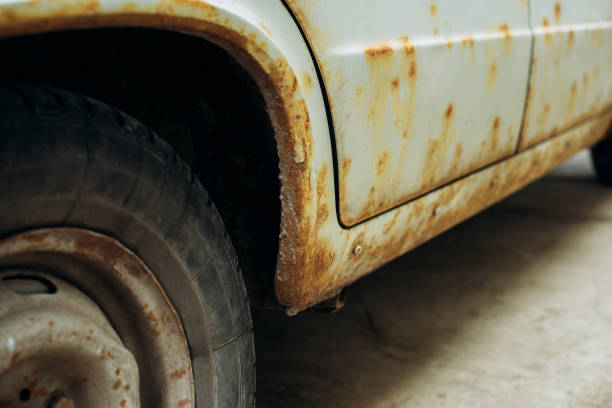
254, 150, 612, 408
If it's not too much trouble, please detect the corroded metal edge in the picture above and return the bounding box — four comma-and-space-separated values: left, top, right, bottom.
0, 0, 335, 311
280, 110, 612, 314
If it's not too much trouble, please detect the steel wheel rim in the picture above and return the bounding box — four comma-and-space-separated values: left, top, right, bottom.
0, 228, 195, 408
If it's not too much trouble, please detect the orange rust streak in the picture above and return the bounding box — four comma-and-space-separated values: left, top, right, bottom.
301, 72, 313, 94
364, 43, 394, 59
461, 36, 475, 50
170, 369, 186, 380
376, 151, 390, 176
315, 164, 329, 232
421, 103, 455, 189
567, 82, 578, 116
400, 35, 415, 55
554, 3, 562, 25
498, 23, 511, 40
489, 116, 501, 156
445, 36, 453, 50
429, 3, 437, 17
409, 61, 417, 78
487, 60, 497, 89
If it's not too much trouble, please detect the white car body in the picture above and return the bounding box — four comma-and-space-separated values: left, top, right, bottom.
0, 0, 610, 314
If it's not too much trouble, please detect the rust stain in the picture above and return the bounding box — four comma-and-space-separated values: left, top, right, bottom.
354, 85, 364, 107
542, 17, 550, 27
382, 212, 399, 235
498, 23, 511, 40
445, 36, 453, 51
591, 28, 604, 47
178, 399, 192, 407
170, 369, 186, 380
433, 27, 439, 35
489, 116, 501, 155
113, 379, 122, 390
365, 43, 394, 59
449, 143, 463, 176
400, 36, 415, 55
301, 72, 313, 95
492, 116, 500, 131
554, 3, 561, 24
429, 3, 438, 17
445, 103, 453, 119
75, 233, 126, 266
567, 81, 577, 116
421, 103, 455, 188
315, 164, 329, 232
120, 400, 126, 407
568, 29, 574, 46
536, 103, 551, 137
487, 60, 497, 90
376, 151, 390, 176
391, 77, 399, 90
461, 36, 475, 51
342, 157, 352, 173
409, 61, 417, 79
354, 35, 419, 219
146, 310, 161, 336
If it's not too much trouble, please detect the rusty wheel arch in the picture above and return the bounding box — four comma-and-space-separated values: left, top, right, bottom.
0, 26, 288, 307
0, 0, 337, 313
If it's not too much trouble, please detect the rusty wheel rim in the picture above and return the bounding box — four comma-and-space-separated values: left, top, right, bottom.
0, 228, 195, 408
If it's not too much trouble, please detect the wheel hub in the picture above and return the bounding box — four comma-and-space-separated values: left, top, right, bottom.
0, 229, 195, 408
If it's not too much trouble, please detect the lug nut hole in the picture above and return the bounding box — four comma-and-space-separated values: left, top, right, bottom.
19, 388, 30, 402
2, 274, 57, 295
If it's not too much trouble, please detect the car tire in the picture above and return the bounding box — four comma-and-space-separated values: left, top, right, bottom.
0, 83, 255, 407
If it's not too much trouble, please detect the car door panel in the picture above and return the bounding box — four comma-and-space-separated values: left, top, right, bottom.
286, 0, 532, 226
518, 0, 612, 151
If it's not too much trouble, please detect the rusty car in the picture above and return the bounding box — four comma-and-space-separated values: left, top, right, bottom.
0, 0, 611, 406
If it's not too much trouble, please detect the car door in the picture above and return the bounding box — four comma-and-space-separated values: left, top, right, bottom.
285, 0, 532, 226
518, 0, 612, 150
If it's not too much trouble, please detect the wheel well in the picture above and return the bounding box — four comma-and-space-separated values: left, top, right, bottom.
0, 27, 281, 306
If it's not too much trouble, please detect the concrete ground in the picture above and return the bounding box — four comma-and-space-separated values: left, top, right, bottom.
253, 150, 612, 408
